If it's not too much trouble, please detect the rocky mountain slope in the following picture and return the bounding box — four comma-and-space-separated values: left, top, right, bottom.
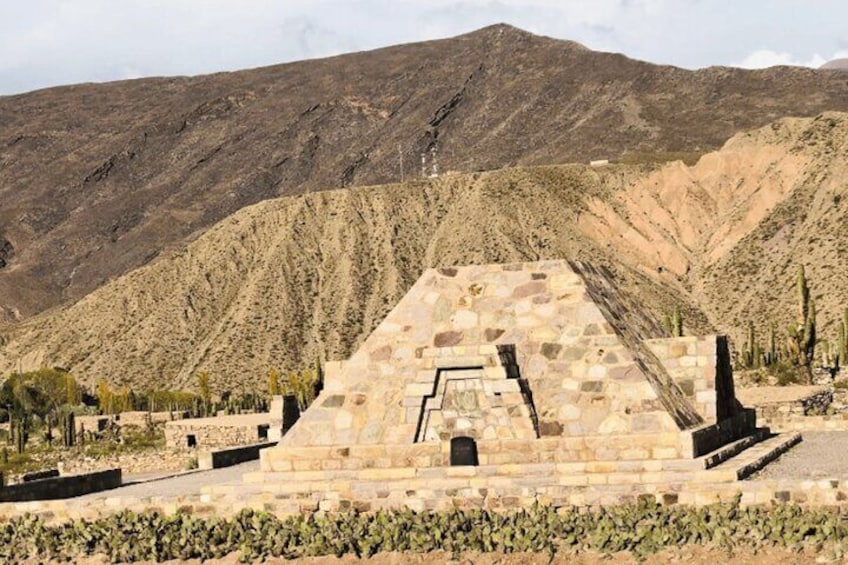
2, 113, 847, 391
3, 24, 848, 320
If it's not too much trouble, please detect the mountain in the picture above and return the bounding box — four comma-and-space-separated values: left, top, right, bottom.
2, 113, 847, 392
2, 24, 848, 321
820, 59, 848, 70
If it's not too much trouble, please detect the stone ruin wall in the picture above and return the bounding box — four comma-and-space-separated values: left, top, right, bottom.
164, 421, 267, 450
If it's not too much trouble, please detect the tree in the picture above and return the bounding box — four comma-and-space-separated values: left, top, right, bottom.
267, 369, 281, 398
197, 372, 212, 416
96, 379, 114, 414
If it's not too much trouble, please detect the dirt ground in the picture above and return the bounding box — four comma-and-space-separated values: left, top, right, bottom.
46, 544, 848, 565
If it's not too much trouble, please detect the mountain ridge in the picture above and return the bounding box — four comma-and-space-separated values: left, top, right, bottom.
3, 25, 848, 320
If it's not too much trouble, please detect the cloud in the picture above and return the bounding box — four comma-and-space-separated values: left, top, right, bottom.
736, 49, 848, 69
1, 1, 848, 95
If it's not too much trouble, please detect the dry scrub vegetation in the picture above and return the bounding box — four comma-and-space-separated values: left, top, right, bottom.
1, 113, 848, 392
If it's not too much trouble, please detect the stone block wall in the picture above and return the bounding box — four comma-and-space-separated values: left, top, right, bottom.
262, 431, 690, 473
645, 336, 720, 422
165, 415, 270, 450
118, 410, 189, 427
75, 415, 110, 434
757, 389, 832, 420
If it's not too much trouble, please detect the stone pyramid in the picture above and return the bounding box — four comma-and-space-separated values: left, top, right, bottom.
261, 260, 754, 479
250, 261, 767, 512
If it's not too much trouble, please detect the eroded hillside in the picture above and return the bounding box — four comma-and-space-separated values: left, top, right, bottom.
2, 114, 847, 391
0, 166, 701, 391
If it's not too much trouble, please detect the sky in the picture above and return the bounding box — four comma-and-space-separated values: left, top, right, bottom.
1, 0, 847, 96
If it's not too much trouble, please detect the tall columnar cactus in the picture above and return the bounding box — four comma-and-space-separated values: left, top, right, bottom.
62, 411, 75, 448
839, 307, 848, 368
786, 266, 816, 383
14, 413, 28, 455
672, 306, 684, 337
768, 322, 777, 366
745, 320, 756, 368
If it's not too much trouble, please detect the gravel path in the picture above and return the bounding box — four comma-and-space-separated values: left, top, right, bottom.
751, 432, 848, 480
74, 460, 259, 500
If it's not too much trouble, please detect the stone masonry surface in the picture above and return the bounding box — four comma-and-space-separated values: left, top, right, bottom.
250, 261, 763, 509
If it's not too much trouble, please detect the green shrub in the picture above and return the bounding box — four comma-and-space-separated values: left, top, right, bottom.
2, 498, 848, 563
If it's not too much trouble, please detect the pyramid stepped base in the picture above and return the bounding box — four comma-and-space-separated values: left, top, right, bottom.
201, 430, 800, 513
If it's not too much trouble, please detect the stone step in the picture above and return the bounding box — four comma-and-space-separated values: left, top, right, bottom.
698, 428, 771, 470
709, 432, 802, 480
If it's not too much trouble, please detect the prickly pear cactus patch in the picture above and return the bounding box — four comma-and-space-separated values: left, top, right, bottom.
1, 498, 848, 563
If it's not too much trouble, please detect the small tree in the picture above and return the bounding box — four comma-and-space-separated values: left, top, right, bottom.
197, 372, 212, 416
267, 369, 282, 398
96, 379, 114, 414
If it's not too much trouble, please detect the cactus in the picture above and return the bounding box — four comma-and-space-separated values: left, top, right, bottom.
821, 341, 832, 368
672, 306, 684, 337
745, 320, 756, 368
839, 308, 848, 368
14, 413, 28, 454
44, 412, 55, 446
784, 266, 816, 383
62, 411, 75, 448
767, 322, 777, 366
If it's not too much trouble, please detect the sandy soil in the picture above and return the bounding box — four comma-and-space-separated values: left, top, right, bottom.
50, 544, 845, 565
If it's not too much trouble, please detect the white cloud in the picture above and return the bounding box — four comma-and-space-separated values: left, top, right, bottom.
735, 49, 848, 69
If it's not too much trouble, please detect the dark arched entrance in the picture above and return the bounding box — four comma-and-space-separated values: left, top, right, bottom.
450, 436, 479, 466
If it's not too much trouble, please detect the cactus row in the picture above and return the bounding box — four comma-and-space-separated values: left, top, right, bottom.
3, 500, 848, 563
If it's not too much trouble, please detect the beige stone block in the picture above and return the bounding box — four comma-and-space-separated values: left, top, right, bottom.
585, 461, 616, 473
606, 473, 642, 485
679, 356, 697, 368
695, 390, 715, 403
557, 474, 589, 486
555, 462, 587, 473
639, 472, 666, 484
359, 468, 417, 480
620, 447, 650, 460
559, 404, 581, 421
651, 447, 680, 460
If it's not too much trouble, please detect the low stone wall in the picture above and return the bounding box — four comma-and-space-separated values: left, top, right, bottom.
763, 414, 848, 432
757, 389, 833, 420
75, 415, 110, 434
60, 449, 189, 476
118, 411, 189, 427
0, 469, 121, 503
165, 414, 270, 450
198, 442, 277, 470
5, 472, 848, 525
